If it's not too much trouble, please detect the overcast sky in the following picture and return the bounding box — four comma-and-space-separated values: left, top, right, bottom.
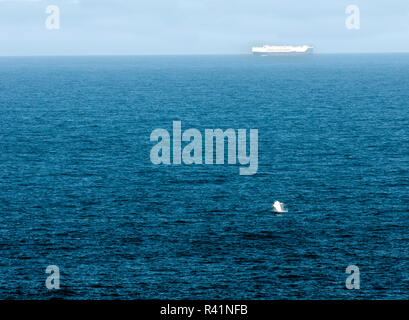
0, 0, 409, 55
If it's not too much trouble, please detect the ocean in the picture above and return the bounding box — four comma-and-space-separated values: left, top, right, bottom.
0, 54, 408, 299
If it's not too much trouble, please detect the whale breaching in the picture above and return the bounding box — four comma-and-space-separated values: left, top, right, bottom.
273, 201, 288, 213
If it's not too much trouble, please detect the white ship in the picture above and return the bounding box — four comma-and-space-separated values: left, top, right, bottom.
252, 45, 313, 56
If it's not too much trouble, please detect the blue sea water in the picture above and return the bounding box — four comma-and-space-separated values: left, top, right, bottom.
0, 54, 408, 299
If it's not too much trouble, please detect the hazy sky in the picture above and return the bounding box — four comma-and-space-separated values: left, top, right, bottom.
0, 0, 409, 55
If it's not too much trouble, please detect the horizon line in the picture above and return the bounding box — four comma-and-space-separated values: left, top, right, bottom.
1, 52, 409, 57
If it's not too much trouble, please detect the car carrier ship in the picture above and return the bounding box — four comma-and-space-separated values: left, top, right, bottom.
252, 45, 313, 55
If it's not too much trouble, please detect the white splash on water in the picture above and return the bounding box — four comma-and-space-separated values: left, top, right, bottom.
273, 201, 288, 213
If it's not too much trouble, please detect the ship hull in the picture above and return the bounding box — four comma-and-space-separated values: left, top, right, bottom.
252, 48, 313, 56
